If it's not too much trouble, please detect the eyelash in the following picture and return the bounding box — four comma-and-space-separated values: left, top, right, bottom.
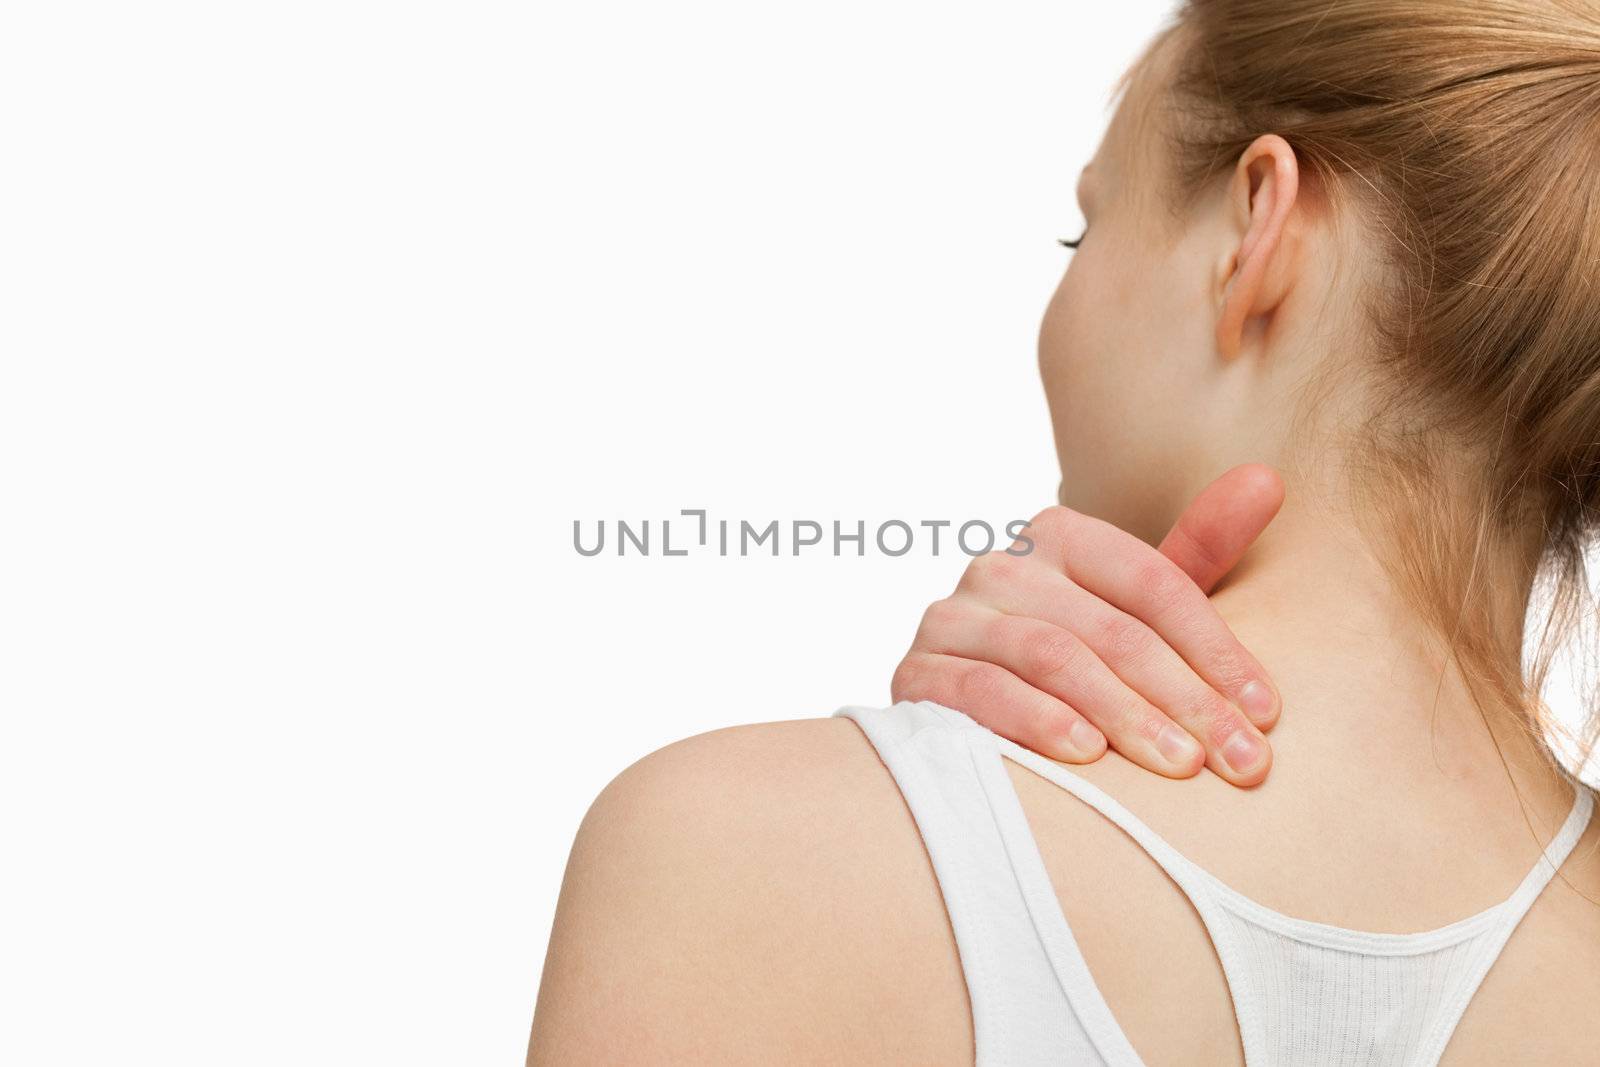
1058, 229, 1087, 250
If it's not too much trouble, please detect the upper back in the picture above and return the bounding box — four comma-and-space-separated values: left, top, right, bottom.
833, 701, 1600, 1066
530, 706, 1600, 1066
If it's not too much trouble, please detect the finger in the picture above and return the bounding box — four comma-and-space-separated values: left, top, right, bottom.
962, 569, 1271, 785
1043, 508, 1283, 732
999, 578, 1273, 785
892, 650, 1107, 763
1159, 463, 1285, 594
922, 606, 1206, 778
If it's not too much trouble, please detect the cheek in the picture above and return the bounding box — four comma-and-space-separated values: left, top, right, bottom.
1036, 241, 1207, 523
1037, 254, 1134, 442
1039, 239, 1209, 426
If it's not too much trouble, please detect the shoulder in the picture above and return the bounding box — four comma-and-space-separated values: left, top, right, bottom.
527, 716, 972, 1066
593, 715, 898, 828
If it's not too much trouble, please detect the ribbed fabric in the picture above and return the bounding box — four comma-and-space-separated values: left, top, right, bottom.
835, 700, 1595, 1067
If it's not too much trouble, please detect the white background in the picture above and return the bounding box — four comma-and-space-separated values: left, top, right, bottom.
3, 2, 1592, 1064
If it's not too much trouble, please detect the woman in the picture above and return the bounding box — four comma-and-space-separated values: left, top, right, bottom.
529, 2, 1600, 1063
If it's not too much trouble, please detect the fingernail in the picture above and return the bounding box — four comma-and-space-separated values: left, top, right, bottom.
1222, 730, 1265, 773
1239, 680, 1276, 723
1156, 723, 1200, 765
1069, 718, 1103, 754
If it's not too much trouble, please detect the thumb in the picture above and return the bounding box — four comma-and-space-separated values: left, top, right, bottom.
1158, 463, 1285, 594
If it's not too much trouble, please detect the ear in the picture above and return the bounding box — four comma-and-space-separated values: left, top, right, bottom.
1215, 134, 1300, 360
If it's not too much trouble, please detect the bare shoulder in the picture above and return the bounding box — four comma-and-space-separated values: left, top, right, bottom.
527, 717, 972, 1067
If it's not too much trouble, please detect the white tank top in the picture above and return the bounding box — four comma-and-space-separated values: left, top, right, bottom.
834, 701, 1595, 1066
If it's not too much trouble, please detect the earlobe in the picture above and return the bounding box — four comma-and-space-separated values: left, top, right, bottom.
1214, 135, 1300, 361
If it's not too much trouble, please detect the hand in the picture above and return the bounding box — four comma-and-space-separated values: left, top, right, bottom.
890, 464, 1285, 786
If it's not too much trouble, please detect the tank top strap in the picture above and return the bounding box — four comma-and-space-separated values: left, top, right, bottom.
1413, 780, 1596, 1062
981, 727, 1226, 901
833, 701, 1120, 1065
920, 707, 1281, 1061
1499, 781, 1594, 918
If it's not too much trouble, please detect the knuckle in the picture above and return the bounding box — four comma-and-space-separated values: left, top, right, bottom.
919, 596, 965, 633
955, 661, 1010, 708
977, 550, 1022, 585
1025, 697, 1068, 745
959, 551, 1005, 591
1129, 711, 1168, 744
1024, 506, 1076, 568
1093, 612, 1149, 663
1028, 505, 1073, 539
1132, 556, 1186, 606
1193, 696, 1247, 747
890, 655, 926, 701
1015, 625, 1082, 680
1204, 649, 1257, 694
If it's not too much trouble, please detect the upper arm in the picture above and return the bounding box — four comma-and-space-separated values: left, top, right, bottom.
526, 717, 972, 1066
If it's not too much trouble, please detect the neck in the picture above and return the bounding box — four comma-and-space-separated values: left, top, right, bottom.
1202, 486, 1564, 795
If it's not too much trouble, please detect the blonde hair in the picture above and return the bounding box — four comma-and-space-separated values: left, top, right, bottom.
1149, 1, 1600, 790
